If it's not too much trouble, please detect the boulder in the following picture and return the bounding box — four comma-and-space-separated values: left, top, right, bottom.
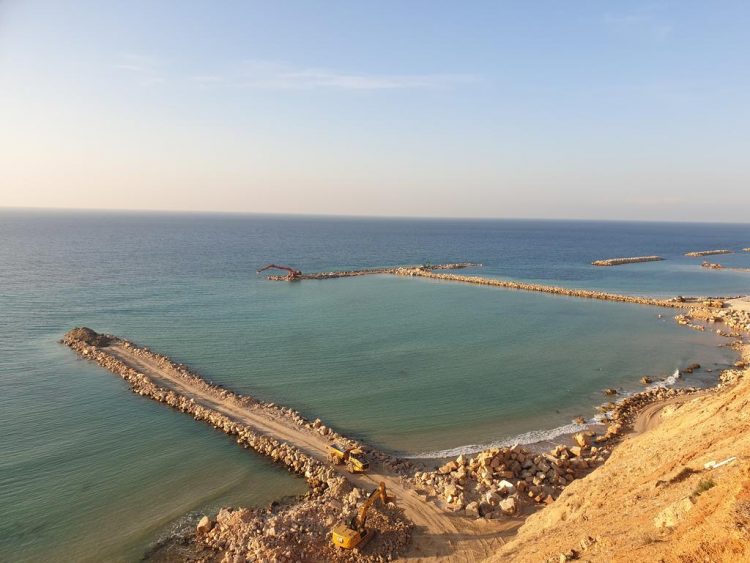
499, 496, 518, 515
497, 479, 516, 495
573, 432, 591, 447
196, 515, 213, 534
465, 501, 480, 518
440, 461, 458, 474
640, 376, 653, 385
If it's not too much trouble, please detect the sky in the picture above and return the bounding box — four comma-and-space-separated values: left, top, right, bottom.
0, 1, 748, 221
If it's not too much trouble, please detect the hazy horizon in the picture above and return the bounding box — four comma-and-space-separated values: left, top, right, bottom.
2, 1, 749, 222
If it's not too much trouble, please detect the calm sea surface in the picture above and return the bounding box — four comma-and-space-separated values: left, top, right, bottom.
2, 210, 749, 561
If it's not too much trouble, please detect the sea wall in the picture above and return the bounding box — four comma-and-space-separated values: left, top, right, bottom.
592, 256, 663, 266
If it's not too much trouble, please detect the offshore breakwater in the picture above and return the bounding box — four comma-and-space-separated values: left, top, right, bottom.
685, 249, 733, 257
591, 256, 663, 266
263, 262, 480, 281
393, 269, 736, 308
265, 263, 718, 308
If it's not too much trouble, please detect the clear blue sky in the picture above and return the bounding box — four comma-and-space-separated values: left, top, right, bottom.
1, 1, 748, 220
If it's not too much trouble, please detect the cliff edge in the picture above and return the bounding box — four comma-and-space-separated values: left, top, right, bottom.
494, 300, 750, 562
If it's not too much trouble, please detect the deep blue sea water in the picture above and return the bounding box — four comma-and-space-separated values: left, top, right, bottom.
1, 210, 749, 561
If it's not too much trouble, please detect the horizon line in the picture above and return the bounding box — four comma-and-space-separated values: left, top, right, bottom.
1, 204, 749, 226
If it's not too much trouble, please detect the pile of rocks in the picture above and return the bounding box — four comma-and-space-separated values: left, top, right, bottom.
413, 436, 611, 519
196, 481, 412, 563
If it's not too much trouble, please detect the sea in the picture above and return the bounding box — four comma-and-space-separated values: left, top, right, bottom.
1, 209, 749, 561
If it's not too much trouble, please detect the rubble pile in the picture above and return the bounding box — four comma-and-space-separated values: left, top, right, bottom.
197, 483, 412, 563
413, 435, 613, 520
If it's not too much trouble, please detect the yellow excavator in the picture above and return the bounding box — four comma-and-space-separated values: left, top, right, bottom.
327, 443, 369, 473
331, 482, 394, 550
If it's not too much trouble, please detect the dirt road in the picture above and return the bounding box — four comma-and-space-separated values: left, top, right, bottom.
105, 342, 520, 561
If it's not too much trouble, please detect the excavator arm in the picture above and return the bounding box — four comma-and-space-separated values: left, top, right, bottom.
256, 264, 302, 280
331, 482, 394, 549
355, 482, 391, 530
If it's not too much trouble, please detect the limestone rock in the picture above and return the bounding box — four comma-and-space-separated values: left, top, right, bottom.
499, 496, 518, 515
196, 515, 213, 534
654, 496, 695, 528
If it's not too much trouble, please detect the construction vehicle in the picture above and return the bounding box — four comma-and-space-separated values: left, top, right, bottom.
256, 264, 303, 281
331, 482, 394, 550
328, 443, 369, 473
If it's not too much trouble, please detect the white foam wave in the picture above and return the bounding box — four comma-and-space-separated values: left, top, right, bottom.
407, 421, 591, 460
656, 369, 682, 388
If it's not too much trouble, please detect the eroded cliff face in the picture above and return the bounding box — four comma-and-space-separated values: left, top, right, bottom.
495, 303, 750, 563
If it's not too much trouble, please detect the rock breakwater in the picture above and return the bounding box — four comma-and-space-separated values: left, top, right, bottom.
265, 262, 480, 281
62, 328, 340, 493
393, 269, 691, 308
591, 256, 663, 266
685, 249, 733, 257
62, 328, 413, 562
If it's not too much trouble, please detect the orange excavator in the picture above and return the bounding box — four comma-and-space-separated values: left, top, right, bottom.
256, 264, 303, 281
331, 482, 395, 550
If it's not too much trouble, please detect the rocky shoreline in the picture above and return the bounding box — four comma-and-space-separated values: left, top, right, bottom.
410, 300, 750, 527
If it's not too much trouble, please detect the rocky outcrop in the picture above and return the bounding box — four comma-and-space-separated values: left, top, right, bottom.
592, 256, 663, 266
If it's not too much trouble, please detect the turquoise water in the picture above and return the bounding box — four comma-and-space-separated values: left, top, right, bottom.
1, 210, 748, 561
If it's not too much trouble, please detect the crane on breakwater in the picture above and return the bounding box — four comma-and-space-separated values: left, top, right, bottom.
256, 264, 302, 281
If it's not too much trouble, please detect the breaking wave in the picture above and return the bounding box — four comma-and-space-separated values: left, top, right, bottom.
407, 420, 592, 459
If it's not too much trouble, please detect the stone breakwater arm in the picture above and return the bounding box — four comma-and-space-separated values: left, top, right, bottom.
591, 256, 663, 266
394, 269, 691, 308
62, 327, 519, 562
265, 262, 481, 281
685, 249, 733, 257
62, 328, 346, 493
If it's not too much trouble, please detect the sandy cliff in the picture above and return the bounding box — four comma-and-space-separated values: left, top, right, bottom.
494, 301, 750, 562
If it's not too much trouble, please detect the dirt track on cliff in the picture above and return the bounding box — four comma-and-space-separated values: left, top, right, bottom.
105, 343, 520, 562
